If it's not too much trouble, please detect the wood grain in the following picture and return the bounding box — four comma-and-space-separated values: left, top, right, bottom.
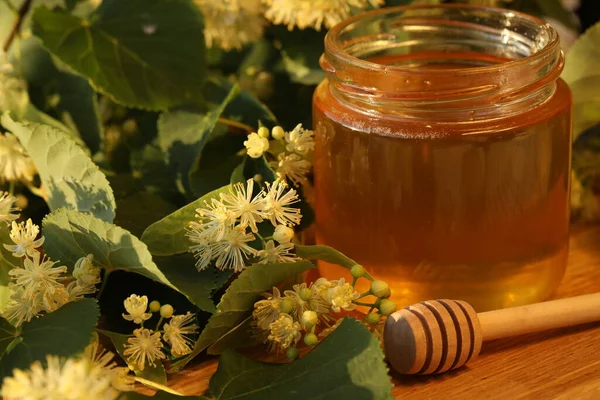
139, 224, 600, 399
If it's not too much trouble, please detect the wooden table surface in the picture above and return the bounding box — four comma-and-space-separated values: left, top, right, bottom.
148, 224, 600, 399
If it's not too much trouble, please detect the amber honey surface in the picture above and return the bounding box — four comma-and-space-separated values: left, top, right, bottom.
312, 54, 572, 312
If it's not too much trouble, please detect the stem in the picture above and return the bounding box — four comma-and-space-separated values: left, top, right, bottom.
218, 117, 254, 134
8, 180, 15, 196
154, 316, 164, 331
353, 301, 377, 308
356, 290, 372, 300
3, 0, 32, 53
96, 269, 110, 300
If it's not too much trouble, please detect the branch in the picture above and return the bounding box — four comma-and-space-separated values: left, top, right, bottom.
2, 0, 33, 53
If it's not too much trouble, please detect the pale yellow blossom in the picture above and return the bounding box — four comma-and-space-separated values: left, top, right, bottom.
3, 219, 45, 257
163, 312, 199, 357
122, 294, 152, 324
123, 328, 166, 370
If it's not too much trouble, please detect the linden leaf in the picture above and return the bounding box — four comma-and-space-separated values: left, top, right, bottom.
141, 185, 231, 256
562, 21, 600, 140
42, 208, 176, 290
0, 299, 100, 377
1, 114, 116, 222
0, 225, 18, 313
209, 318, 394, 400
169, 260, 315, 372
32, 0, 206, 110
157, 86, 239, 194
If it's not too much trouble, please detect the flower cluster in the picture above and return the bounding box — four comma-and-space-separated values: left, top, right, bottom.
194, 0, 384, 49
186, 178, 302, 272
263, 0, 383, 31
120, 294, 199, 370
0, 132, 36, 184
252, 266, 398, 359
0, 50, 27, 115
0, 192, 20, 225
244, 124, 314, 186
1, 338, 134, 400
1, 219, 101, 327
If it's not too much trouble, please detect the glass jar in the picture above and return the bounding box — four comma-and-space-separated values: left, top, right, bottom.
312, 4, 572, 311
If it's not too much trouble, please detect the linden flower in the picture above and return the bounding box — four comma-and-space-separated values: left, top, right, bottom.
2, 290, 43, 327
326, 278, 360, 312
285, 282, 329, 320
195, 0, 265, 50
8, 251, 67, 297
41, 286, 70, 313
268, 314, 302, 350
187, 227, 214, 271
220, 179, 266, 232
257, 240, 297, 264
263, 180, 302, 226
244, 132, 270, 159
0, 355, 120, 400
163, 312, 199, 357
72, 254, 101, 286
67, 280, 98, 301
212, 226, 257, 272
122, 294, 152, 324
0, 191, 19, 224
4, 219, 45, 258
253, 287, 282, 330
273, 224, 294, 243
284, 124, 315, 155
123, 328, 166, 370
83, 340, 134, 393
270, 153, 312, 186
263, 0, 383, 31
0, 133, 36, 183
195, 198, 234, 241
312, 277, 337, 298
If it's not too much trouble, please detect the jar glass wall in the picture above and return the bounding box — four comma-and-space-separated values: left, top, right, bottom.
312, 4, 572, 311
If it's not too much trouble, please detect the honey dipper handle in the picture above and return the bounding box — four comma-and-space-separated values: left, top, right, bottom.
478, 292, 600, 341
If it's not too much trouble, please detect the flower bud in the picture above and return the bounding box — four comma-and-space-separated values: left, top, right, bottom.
378, 299, 397, 317
160, 304, 174, 318
370, 280, 391, 298
149, 300, 161, 312
364, 312, 380, 326
301, 310, 318, 329
350, 264, 365, 279
257, 126, 270, 138
253, 174, 263, 183
299, 288, 312, 302
272, 126, 285, 140
304, 332, 319, 346
281, 297, 295, 314
273, 225, 294, 243
286, 346, 299, 360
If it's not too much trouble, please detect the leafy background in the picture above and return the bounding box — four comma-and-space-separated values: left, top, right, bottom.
0, 0, 599, 398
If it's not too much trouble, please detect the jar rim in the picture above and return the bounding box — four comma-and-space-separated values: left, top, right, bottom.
324, 3, 560, 76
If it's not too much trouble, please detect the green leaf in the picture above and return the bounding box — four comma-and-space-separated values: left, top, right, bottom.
170, 260, 315, 372
42, 208, 176, 290
154, 253, 233, 313
1, 114, 116, 222
32, 0, 206, 110
204, 76, 278, 127
122, 391, 209, 399
98, 330, 167, 385
562, 21, 600, 139
206, 316, 256, 355
0, 318, 17, 359
276, 27, 326, 86
209, 318, 393, 400
141, 185, 231, 256
15, 36, 103, 153
1, 299, 100, 376
295, 245, 374, 280
230, 155, 276, 186
114, 192, 178, 238
157, 85, 239, 194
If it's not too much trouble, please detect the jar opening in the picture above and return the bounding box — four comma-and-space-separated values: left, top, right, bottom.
321, 4, 563, 119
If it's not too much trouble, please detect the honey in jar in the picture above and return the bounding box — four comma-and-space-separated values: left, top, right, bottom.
312, 5, 572, 311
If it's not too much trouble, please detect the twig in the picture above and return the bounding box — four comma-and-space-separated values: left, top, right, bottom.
2, 0, 32, 53
218, 117, 254, 134
1, 0, 18, 14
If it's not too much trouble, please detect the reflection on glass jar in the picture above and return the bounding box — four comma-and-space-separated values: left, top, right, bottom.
312, 4, 572, 311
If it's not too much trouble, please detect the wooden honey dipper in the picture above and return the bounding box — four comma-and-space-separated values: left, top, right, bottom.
384, 293, 600, 375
